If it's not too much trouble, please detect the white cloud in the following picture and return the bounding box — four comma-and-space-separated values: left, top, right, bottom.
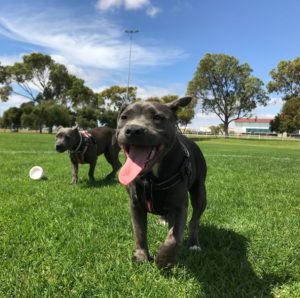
0, 94, 30, 116
0, 14, 184, 74
96, 0, 150, 11
96, 0, 122, 10
146, 6, 161, 17
136, 83, 186, 99
0, 54, 22, 66
268, 97, 284, 107
96, 0, 160, 16
124, 0, 149, 10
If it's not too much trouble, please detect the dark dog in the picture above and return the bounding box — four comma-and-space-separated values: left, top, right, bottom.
55, 125, 121, 184
116, 97, 207, 270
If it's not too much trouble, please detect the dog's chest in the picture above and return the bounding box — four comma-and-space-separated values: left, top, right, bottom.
135, 174, 187, 215
135, 178, 170, 215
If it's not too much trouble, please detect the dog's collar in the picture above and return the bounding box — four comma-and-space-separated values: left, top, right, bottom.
142, 141, 190, 190
136, 137, 192, 215
71, 130, 83, 153
69, 130, 93, 153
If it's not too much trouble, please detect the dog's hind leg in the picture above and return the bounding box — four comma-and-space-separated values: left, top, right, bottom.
88, 160, 96, 181
188, 178, 206, 250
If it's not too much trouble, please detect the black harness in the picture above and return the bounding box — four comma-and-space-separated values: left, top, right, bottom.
135, 139, 192, 215
68, 130, 96, 164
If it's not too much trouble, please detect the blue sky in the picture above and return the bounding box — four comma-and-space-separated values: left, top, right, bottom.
1, 0, 300, 127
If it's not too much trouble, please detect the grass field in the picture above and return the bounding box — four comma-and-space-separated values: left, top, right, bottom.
0, 133, 299, 297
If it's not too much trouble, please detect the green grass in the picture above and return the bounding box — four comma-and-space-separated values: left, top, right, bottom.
0, 133, 299, 297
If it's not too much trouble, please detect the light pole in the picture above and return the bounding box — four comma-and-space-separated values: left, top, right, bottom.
125, 29, 139, 102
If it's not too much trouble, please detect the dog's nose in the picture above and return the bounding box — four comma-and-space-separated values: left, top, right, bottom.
125, 125, 145, 137
56, 144, 63, 151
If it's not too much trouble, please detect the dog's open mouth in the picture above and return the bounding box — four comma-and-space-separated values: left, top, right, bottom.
118, 144, 164, 185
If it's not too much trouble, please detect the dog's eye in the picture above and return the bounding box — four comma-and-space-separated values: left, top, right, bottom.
153, 114, 164, 121
121, 115, 127, 120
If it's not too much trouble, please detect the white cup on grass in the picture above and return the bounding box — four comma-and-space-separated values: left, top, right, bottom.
29, 166, 44, 180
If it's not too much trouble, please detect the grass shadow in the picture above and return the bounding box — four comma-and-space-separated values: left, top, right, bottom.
79, 177, 119, 188
176, 225, 285, 298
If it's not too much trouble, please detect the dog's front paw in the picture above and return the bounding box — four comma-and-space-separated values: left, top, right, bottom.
132, 249, 152, 264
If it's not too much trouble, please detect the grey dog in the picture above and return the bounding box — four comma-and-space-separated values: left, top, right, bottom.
116, 97, 207, 270
55, 125, 121, 184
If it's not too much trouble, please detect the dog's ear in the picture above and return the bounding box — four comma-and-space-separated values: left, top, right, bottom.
166, 96, 192, 113
57, 125, 63, 131
72, 122, 79, 130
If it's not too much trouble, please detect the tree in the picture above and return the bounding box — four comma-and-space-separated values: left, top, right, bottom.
269, 114, 281, 133
267, 57, 300, 133
62, 75, 97, 109
43, 103, 72, 133
270, 98, 300, 134
0, 53, 95, 107
3, 53, 54, 102
267, 57, 300, 100
0, 62, 12, 102
188, 53, 269, 137
209, 124, 224, 135
2, 107, 22, 129
97, 86, 138, 128
20, 102, 40, 131
76, 106, 99, 129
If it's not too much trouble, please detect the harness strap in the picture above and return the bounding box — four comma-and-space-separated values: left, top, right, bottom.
68, 130, 95, 164
137, 137, 192, 215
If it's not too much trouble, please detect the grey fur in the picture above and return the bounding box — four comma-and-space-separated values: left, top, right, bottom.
116, 97, 207, 270
55, 126, 121, 184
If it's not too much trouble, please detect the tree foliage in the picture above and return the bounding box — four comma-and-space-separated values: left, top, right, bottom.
0, 62, 12, 102
188, 53, 269, 136
76, 106, 99, 129
97, 86, 138, 128
267, 57, 300, 100
0, 53, 95, 107
209, 124, 224, 135
2, 107, 22, 129
267, 57, 300, 133
1, 101, 72, 133
270, 98, 300, 133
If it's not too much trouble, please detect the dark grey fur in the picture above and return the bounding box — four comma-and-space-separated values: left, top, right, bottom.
116, 97, 207, 270
55, 126, 121, 184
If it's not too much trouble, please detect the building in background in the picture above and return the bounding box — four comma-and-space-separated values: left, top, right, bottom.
233, 118, 273, 134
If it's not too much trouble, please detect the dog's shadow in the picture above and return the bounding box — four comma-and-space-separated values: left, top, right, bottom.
79, 177, 119, 188
176, 225, 284, 298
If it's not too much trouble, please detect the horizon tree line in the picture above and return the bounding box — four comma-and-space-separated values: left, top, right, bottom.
1, 52, 300, 135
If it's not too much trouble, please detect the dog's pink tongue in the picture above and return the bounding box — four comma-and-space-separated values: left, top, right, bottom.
119, 146, 152, 185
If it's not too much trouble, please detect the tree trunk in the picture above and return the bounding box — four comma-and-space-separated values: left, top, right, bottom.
48, 126, 53, 134
224, 120, 229, 138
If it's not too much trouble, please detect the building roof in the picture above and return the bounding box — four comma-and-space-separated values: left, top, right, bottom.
235, 118, 273, 123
